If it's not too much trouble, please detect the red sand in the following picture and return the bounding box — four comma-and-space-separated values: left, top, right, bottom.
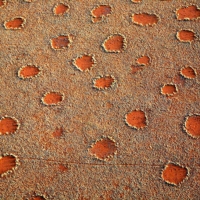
74, 55, 95, 71
4, 17, 25, 29
0, 117, 19, 135
162, 163, 188, 185
176, 5, 200, 20
103, 34, 125, 52
0, 155, 17, 176
54, 3, 69, 15
89, 137, 117, 160
18, 65, 40, 79
94, 76, 115, 89
126, 110, 147, 129
42, 92, 63, 105
185, 115, 200, 138
0, 0, 199, 199
161, 84, 177, 96
132, 13, 159, 26
51, 35, 71, 49
177, 30, 195, 42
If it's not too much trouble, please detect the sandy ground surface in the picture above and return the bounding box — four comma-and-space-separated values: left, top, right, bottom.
0, 0, 200, 199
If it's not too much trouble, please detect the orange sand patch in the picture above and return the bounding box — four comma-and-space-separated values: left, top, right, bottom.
74, 55, 95, 71
162, 163, 188, 185
93, 75, 115, 90
136, 56, 150, 66
18, 65, 40, 79
0, 0, 199, 198
89, 137, 117, 160
52, 127, 63, 138
132, 13, 159, 26
176, 5, 200, 20
177, 30, 195, 42
161, 84, 177, 96
125, 110, 147, 129
58, 164, 68, 172
4, 17, 25, 29
180, 67, 196, 79
103, 34, 126, 53
42, 92, 64, 105
185, 115, 200, 138
0, 155, 17, 176
91, 5, 111, 22
54, 3, 69, 15
0, 0, 5, 7
51, 35, 71, 50
0, 117, 19, 135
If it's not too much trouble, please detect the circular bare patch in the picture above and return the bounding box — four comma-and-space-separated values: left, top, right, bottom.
180, 66, 196, 79
161, 84, 177, 96
91, 5, 112, 23
50, 35, 72, 50
93, 75, 116, 90
162, 163, 188, 185
53, 3, 70, 15
184, 114, 200, 138
42, 92, 64, 106
4, 17, 26, 30
88, 137, 117, 161
0, 116, 20, 135
176, 5, 200, 20
73, 54, 96, 71
18, 65, 41, 79
125, 110, 147, 129
132, 13, 159, 26
176, 30, 195, 43
136, 55, 150, 66
102, 34, 127, 53
0, 154, 19, 177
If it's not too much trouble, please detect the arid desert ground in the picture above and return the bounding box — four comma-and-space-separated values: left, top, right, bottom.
0, 0, 200, 199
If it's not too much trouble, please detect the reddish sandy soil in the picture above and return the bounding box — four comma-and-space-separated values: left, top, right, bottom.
0, 0, 200, 199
